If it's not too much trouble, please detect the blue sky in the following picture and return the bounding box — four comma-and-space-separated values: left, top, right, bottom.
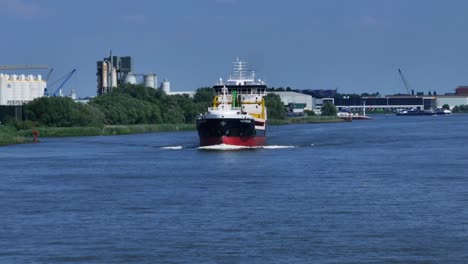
1, 0, 468, 97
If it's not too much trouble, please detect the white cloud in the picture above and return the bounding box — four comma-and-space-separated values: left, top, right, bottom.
0, 0, 46, 19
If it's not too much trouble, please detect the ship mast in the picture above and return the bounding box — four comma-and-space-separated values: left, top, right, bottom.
227, 58, 255, 85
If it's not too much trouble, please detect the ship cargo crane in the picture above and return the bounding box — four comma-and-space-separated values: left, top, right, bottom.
44, 69, 76, 97
397, 68, 411, 95
0, 65, 49, 70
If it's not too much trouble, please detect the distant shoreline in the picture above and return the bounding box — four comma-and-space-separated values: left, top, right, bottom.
0, 117, 342, 146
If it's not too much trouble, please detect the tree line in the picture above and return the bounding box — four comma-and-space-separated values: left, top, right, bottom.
452, 105, 468, 113
17, 84, 290, 128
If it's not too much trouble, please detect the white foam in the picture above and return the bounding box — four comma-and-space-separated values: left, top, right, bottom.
198, 144, 250, 150
261, 145, 296, 149
161, 146, 183, 150
198, 144, 296, 150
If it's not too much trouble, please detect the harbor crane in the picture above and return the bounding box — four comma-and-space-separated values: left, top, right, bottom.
397, 68, 411, 95
44, 69, 76, 97
45, 68, 54, 81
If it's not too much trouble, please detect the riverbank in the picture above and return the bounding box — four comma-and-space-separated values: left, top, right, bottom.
1, 117, 342, 146
0, 124, 196, 146
0, 126, 29, 146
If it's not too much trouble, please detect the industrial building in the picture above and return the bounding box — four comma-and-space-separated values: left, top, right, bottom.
324, 94, 468, 111
0, 73, 46, 106
97, 53, 170, 95
455, 86, 468, 96
331, 95, 435, 111
270, 91, 314, 113
435, 95, 468, 109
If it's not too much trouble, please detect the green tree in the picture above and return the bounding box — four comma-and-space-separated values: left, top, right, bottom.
321, 102, 337, 116
90, 93, 162, 125
265, 93, 286, 120
194, 87, 215, 104
25, 97, 105, 127
304, 109, 315, 116
442, 104, 450, 110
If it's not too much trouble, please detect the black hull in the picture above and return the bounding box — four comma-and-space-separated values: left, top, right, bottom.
196, 118, 265, 138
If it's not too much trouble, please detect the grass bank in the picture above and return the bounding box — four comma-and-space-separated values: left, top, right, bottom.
0, 124, 195, 146
0, 126, 29, 146
14, 124, 196, 138
269, 116, 343, 125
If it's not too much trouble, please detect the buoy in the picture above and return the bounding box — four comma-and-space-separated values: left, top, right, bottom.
32, 128, 39, 143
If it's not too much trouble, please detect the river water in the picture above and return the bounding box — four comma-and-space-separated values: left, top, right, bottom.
1, 114, 468, 263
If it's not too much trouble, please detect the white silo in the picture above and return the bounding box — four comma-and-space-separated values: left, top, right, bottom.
111, 67, 117, 88
102, 62, 108, 88
144, 74, 156, 88
21, 80, 29, 103
124, 73, 137, 84
161, 78, 170, 93
70, 89, 77, 100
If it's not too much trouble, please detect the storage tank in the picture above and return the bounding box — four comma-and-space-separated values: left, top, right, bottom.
102, 62, 108, 88
144, 74, 156, 88
161, 78, 170, 93
124, 74, 137, 84
21, 81, 29, 102
111, 67, 117, 88
70, 89, 77, 100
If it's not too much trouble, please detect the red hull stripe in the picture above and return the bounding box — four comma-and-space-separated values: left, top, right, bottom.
199, 136, 266, 147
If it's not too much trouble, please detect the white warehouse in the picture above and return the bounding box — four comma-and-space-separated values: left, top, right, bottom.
0, 73, 46, 105
270, 91, 314, 113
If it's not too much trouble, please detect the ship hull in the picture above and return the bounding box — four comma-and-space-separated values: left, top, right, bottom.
199, 135, 266, 147
196, 117, 266, 147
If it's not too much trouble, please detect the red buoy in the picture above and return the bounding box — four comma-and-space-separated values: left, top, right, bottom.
32, 129, 39, 143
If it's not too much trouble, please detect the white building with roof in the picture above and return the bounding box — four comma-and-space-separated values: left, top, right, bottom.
270, 91, 314, 113
0, 73, 46, 105
435, 95, 468, 110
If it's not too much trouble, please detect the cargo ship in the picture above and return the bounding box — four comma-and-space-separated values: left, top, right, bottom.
196, 59, 267, 147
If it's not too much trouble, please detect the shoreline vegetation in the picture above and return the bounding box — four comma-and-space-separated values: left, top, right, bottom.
0, 116, 342, 146
0, 84, 344, 146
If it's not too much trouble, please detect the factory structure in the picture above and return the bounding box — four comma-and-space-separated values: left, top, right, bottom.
272, 89, 468, 115
269, 86, 468, 116
0, 73, 46, 106
270, 91, 314, 114
0, 65, 50, 106
96, 54, 170, 95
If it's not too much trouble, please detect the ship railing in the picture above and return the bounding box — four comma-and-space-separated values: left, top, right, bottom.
208, 106, 242, 111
